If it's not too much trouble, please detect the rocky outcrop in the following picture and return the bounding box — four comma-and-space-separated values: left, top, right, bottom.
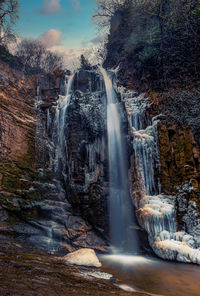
31, 69, 108, 252
0, 64, 107, 253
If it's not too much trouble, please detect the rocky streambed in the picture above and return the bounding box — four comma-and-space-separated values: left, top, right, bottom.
0, 232, 150, 296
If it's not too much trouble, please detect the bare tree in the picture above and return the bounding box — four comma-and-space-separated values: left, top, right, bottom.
16, 39, 45, 72
44, 50, 63, 73
0, 0, 19, 44
15, 38, 64, 74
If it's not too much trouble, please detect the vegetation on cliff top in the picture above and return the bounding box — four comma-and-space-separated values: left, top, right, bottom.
95, 0, 200, 90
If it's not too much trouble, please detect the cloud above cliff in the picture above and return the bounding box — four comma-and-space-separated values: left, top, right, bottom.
37, 0, 61, 15
49, 45, 83, 69
38, 29, 62, 48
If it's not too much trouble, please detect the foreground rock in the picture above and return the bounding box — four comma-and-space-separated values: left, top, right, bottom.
63, 248, 102, 267
0, 235, 144, 296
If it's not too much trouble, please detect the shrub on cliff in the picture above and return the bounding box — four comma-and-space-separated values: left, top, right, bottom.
166, 87, 200, 138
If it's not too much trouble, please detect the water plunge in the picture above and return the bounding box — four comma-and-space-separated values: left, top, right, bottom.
100, 67, 138, 253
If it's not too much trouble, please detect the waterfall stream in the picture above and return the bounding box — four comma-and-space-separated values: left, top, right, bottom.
100, 67, 138, 253
53, 74, 75, 176
46, 68, 200, 264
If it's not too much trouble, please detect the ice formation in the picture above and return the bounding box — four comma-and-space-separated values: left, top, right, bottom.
120, 88, 200, 264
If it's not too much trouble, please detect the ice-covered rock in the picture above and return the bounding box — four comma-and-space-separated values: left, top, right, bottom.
123, 87, 200, 265
63, 248, 102, 267
81, 271, 112, 280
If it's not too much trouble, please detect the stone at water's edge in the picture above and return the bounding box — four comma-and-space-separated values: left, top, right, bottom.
63, 248, 102, 267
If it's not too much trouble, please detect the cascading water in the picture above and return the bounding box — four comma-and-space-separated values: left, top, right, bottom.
100, 67, 138, 253
53, 74, 75, 175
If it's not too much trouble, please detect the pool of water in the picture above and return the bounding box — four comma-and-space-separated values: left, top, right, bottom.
100, 254, 200, 296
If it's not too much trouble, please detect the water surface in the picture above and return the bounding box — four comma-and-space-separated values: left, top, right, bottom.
101, 254, 200, 296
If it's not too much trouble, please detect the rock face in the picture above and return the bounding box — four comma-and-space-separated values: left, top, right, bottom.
0, 64, 107, 253
158, 123, 200, 194
147, 93, 200, 225
63, 248, 102, 267
66, 70, 109, 237
28, 69, 108, 252
0, 61, 36, 211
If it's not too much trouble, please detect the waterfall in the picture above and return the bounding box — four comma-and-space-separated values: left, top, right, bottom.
100, 67, 138, 253
53, 74, 74, 175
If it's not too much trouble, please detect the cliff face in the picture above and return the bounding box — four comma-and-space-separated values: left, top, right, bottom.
148, 94, 200, 236
145, 92, 200, 206
66, 70, 109, 237
0, 62, 36, 212
0, 64, 107, 253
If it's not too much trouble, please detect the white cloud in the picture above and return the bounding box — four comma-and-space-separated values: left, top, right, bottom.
38, 0, 61, 15
50, 45, 84, 70
38, 29, 62, 48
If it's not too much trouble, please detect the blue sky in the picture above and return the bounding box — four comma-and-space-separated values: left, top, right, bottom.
16, 0, 98, 49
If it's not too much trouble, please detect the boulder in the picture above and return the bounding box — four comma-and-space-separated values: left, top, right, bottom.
63, 248, 102, 267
